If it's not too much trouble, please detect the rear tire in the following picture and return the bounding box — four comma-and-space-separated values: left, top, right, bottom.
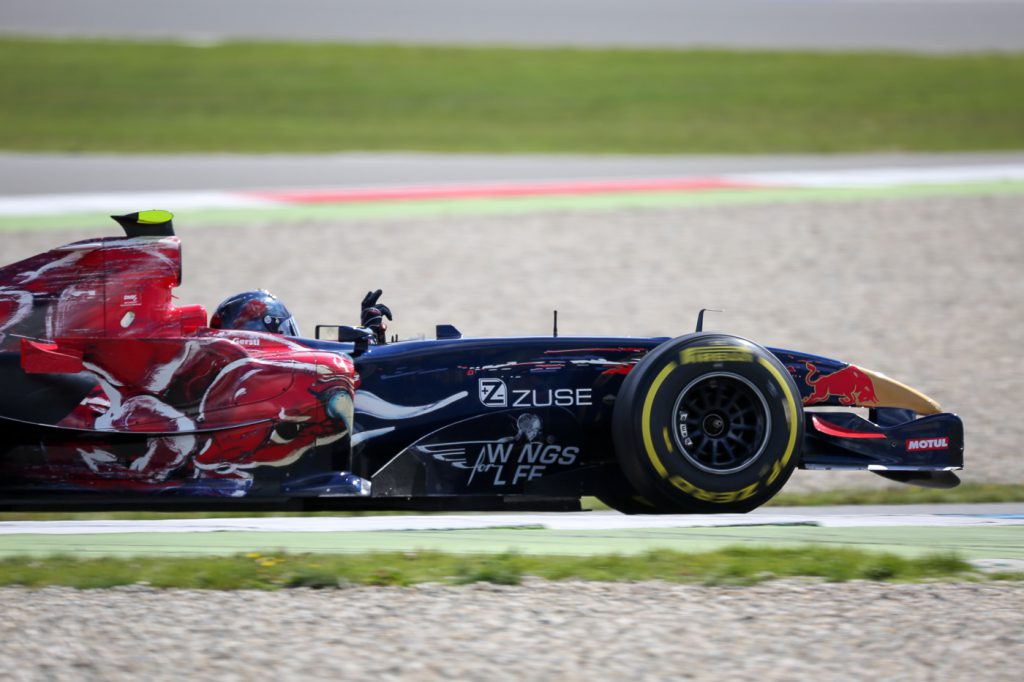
612, 333, 802, 514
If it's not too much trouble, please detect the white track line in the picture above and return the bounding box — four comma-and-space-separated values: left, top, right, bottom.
0, 190, 281, 217
2, 508, 1022, 535
735, 164, 1024, 188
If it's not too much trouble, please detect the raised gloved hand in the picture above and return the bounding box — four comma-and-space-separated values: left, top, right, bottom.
360, 289, 393, 344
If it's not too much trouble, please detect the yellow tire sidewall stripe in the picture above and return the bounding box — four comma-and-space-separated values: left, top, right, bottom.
641, 361, 676, 478
757, 357, 799, 482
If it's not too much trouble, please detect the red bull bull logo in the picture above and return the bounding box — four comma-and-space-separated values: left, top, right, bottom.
803, 362, 879, 407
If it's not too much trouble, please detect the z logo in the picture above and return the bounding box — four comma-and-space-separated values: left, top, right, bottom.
478, 378, 507, 407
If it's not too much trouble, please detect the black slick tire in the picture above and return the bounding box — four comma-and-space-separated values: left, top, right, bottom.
612, 333, 803, 514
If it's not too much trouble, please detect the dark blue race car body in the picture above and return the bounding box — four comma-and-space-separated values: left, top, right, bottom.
0, 214, 964, 513
351, 337, 963, 494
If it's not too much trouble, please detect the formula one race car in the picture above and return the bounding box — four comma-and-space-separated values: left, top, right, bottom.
0, 212, 964, 513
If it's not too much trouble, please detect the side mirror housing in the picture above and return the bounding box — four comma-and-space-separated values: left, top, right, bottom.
316, 324, 374, 355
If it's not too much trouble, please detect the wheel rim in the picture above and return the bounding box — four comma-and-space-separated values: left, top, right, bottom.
670, 372, 771, 475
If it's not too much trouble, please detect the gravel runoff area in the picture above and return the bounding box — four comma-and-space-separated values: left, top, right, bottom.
1, 580, 1022, 681
4, 193, 1022, 491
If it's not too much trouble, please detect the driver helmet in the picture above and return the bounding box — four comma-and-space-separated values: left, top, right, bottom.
210, 290, 300, 336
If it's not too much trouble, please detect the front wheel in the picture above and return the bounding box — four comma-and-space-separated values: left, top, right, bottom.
612, 333, 803, 514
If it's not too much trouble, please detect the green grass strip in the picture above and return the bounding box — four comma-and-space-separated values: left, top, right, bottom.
1, 38, 1023, 153
1, 526, 1021, 561
0, 547, 1004, 589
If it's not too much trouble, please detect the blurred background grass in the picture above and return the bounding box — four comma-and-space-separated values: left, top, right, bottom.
1, 38, 1022, 153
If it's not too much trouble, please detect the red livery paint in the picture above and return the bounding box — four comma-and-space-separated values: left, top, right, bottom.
0, 235, 192, 349
810, 415, 886, 439
0, 233, 356, 494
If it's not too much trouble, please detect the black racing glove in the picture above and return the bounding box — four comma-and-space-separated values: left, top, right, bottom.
360, 289, 393, 344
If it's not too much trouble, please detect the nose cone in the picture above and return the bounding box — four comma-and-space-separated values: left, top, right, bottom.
860, 367, 942, 415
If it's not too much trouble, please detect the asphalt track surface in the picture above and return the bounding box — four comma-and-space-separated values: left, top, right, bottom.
3, 0, 1024, 53
1, 505, 1022, 566
4, 151, 1024, 196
